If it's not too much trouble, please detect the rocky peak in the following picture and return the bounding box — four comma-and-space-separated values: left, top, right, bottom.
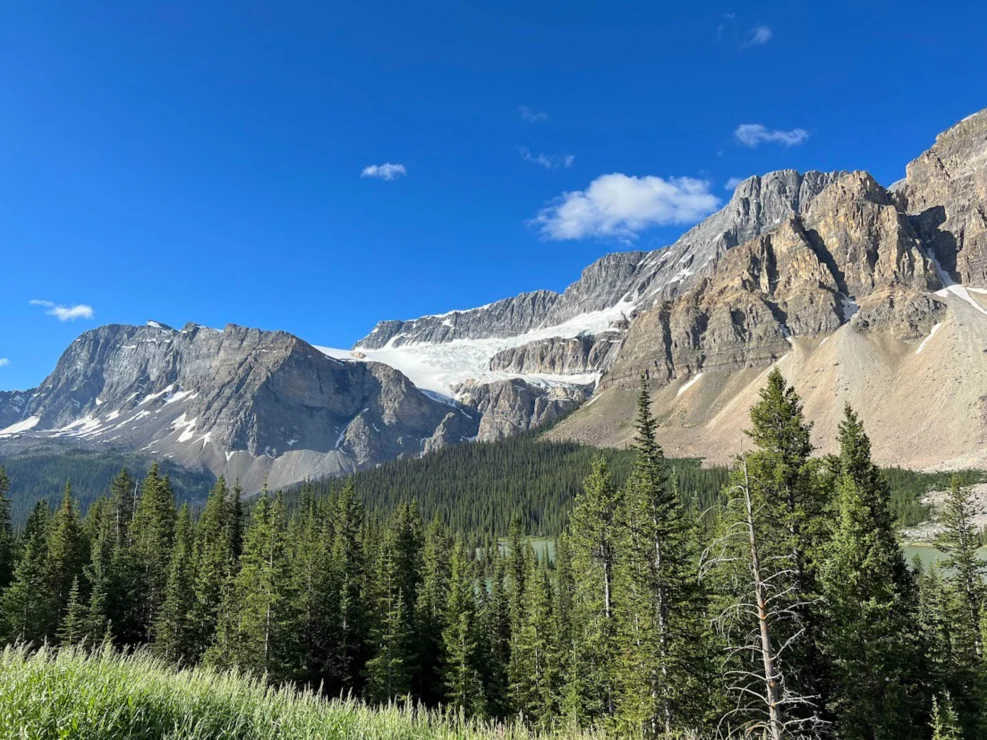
892, 108, 987, 285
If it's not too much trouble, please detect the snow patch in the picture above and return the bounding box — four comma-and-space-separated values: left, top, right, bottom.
676, 373, 704, 397
916, 323, 943, 355
0, 416, 40, 436
139, 384, 176, 405
171, 413, 198, 443
927, 250, 987, 317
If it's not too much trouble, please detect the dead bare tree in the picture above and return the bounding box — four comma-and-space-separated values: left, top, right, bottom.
700, 454, 826, 740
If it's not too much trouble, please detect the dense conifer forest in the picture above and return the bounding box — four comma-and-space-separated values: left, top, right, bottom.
1, 370, 986, 737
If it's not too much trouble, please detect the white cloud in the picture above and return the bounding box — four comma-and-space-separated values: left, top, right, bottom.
517, 106, 548, 123
0, 358, 8, 367
725, 176, 745, 191
734, 124, 809, 148
533, 173, 721, 242
742, 24, 773, 47
360, 163, 407, 180
519, 147, 574, 170
29, 299, 95, 321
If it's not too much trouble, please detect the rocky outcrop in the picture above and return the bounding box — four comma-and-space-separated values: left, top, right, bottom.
892, 110, 987, 286
603, 172, 942, 390
456, 380, 591, 442
488, 333, 622, 375
357, 290, 560, 349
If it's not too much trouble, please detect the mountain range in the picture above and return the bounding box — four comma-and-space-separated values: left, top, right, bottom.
3, 109, 986, 490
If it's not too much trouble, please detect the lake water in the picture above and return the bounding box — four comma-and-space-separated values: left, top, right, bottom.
902, 544, 987, 568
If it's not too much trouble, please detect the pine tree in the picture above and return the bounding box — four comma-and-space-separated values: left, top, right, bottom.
480, 552, 511, 717
567, 456, 621, 722
510, 553, 560, 727
364, 520, 415, 703
614, 376, 712, 735
0, 466, 14, 592
59, 576, 88, 646
209, 493, 296, 680
190, 477, 241, 658
935, 476, 987, 658
820, 406, 925, 738
329, 481, 369, 691
415, 514, 452, 703
129, 463, 177, 637
82, 495, 118, 644
440, 536, 485, 716
737, 368, 830, 722
1, 501, 53, 643
930, 693, 962, 740
47, 481, 88, 625
108, 468, 136, 547
288, 492, 335, 690
153, 504, 198, 664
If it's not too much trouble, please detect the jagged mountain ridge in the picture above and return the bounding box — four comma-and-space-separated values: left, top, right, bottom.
3, 109, 987, 481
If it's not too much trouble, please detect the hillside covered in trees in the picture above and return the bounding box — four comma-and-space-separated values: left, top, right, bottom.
1, 370, 985, 738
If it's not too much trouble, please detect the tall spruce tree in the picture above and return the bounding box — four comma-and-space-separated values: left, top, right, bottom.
931, 476, 987, 737
108, 468, 136, 547
82, 496, 118, 643
153, 504, 198, 664
567, 456, 621, 722
480, 552, 511, 718
329, 480, 369, 691
0, 466, 14, 592
129, 463, 177, 637
510, 554, 560, 727
1, 501, 53, 643
935, 476, 987, 658
614, 376, 711, 735
440, 536, 485, 717
190, 477, 241, 658
738, 368, 831, 722
47, 482, 88, 623
365, 523, 415, 703
820, 406, 924, 738
288, 492, 336, 690
415, 514, 452, 704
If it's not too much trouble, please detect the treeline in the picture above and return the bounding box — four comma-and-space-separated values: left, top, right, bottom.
0, 448, 213, 524
289, 430, 954, 539
0, 370, 985, 737
286, 433, 731, 538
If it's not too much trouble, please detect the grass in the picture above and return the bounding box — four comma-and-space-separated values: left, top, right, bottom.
0, 645, 609, 740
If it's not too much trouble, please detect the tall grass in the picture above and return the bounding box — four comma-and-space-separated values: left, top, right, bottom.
0, 644, 611, 739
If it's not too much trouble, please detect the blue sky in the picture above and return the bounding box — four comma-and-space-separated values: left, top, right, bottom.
2, 0, 986, 389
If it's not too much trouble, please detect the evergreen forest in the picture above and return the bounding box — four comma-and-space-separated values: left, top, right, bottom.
0, 370, 985, 738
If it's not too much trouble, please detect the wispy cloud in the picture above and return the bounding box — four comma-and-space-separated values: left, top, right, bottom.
517, 106, 548, 123
742, 25, 773, 48
734, 124, 809, 148
29, 299, 95, 321
715, 12, 736, 41
725, 176, 745, 191
532, 173, 721, 242
0, 358, 8, 367
519, 147, 574, 170
360, 163, 407, 180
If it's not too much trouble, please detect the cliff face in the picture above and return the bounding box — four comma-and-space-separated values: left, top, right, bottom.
602, 171, 943, 390
892, 110, 987, 286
